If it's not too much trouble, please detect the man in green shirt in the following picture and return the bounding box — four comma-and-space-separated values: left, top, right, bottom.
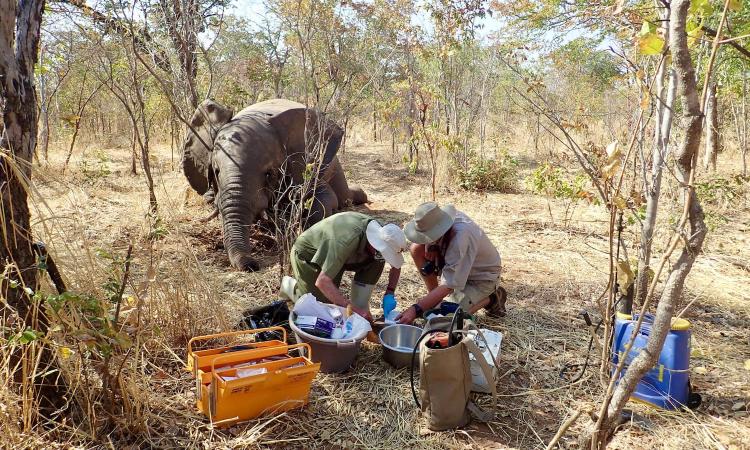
289, 212, 407, 320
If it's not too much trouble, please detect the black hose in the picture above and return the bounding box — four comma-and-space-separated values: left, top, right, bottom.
560, 296, 623, 383
410, 329, 442, 409
448, 307, 466, 346
410, 309, 468, 407
561, 332, 596, 383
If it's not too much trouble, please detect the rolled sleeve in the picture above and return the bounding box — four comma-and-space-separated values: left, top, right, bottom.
440, 236, 475, 290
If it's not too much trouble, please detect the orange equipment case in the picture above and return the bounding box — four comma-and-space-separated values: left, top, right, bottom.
186, 327, 320, 427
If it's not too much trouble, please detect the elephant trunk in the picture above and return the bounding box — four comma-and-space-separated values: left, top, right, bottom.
219, 182, 260, 272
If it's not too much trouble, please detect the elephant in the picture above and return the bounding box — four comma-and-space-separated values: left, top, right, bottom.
182, 98, 368, 272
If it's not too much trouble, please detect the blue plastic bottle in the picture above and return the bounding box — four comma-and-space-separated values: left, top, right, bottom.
611, 313, 692, 410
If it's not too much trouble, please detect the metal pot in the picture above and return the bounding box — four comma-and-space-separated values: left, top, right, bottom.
379, 324, 422, 369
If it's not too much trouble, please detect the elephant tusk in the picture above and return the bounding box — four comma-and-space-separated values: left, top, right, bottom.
200, 209, 220, 222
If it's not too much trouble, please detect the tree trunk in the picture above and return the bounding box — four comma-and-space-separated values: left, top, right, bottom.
130, 126, 138, 175
634, 55, 677, 308
704, 83, 719, 172
583, 0, 710, 446
63, 119, 82, 171
0, 0, 68, 422
743, 68, 748, 176
341, 115, 349, 154
170, 112, 176, 170
731, 81, 748, 178
62, 81, 103, 173
135, 90, 157, 211
37, 46, 50, 163
159, 0, 199, 110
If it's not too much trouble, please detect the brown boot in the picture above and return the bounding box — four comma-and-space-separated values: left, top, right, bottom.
485, 286, 507, 317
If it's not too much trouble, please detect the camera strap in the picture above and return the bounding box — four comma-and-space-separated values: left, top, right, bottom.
436, 227, 454, 272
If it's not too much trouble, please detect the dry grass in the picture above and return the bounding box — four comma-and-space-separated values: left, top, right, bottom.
1, 134, 748, 449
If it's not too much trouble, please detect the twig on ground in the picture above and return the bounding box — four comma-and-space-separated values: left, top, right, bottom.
546, 408, 586, 450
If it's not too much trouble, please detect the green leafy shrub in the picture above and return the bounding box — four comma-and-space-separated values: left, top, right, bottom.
456, 153, 519, 192
695, 175, 748, 231
695, 175, 749, 207
526, 163, 595, 226
79, 149, 112, 184
527, 163, 590, 200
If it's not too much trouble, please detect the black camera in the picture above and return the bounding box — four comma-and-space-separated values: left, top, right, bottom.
420, 260, 439, 276
421, 243, 445, 276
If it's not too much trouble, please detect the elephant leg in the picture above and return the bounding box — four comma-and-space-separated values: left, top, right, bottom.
327, 157, 352, 207
305, 181, 338, 227
327, 157, 368, 206
349, 185, 368, 205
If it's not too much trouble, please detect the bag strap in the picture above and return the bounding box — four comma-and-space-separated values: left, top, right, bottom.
463, 337, 497, 421
456, 323, 499, 422
460, 322, 501, 370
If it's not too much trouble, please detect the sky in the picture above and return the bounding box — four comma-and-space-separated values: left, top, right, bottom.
230, 0, 506, 41
227, 0, 609, 56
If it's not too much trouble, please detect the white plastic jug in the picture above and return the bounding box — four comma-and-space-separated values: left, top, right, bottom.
467, 329, 502, 393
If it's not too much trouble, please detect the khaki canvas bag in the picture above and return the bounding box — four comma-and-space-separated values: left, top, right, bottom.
416, 327, 497, 431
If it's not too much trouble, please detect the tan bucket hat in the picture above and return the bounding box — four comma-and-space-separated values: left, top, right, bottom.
403, 202, 456, 244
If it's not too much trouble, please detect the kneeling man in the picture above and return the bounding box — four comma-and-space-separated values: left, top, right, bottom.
397, 202, 506, 324
290, 212, 407, 321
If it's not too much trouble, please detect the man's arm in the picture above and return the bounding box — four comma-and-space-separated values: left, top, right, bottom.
397, 285, 453, 324
417, 285, 454, 313
315, 272, 373, 320
385, 267, 401, 294
315, 272, 349, 308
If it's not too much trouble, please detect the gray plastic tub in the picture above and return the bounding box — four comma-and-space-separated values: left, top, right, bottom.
289, 312, 365, 373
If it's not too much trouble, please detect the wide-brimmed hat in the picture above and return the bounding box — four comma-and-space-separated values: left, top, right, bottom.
403, 202, 456, 244
366, 221, 407, 268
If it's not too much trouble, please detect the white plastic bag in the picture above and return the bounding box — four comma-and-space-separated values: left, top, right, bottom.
221, 367, 267, 381
384, 309, 400, 324
328, 312, 372, 339
293, 293, 341, 323
467, 329, 503, 393
292, 293, 371, 340
342, 313, 371, 339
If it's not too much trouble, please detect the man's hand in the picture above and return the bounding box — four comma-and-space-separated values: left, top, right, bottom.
315, 272, 350, 308
396, 306, 417, 324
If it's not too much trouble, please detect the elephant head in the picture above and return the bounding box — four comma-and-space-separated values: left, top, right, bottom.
182, 98, 365, 272
182, 100, 234, 198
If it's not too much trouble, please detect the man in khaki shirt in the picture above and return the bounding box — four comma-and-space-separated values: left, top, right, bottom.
397, 202, 506, 324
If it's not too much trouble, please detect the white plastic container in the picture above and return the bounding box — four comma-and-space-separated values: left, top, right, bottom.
467, 329, 503, 393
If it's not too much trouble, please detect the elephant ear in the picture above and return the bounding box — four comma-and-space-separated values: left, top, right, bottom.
182, 99, 234, 195
262, 100, 341, 183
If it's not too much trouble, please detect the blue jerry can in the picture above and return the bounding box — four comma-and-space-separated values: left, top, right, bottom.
612, 313, 693, 410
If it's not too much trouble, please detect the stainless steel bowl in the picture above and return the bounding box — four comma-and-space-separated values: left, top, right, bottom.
379, 324, 422, 368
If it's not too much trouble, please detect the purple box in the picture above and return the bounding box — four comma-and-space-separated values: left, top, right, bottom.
296, 315, 335, 338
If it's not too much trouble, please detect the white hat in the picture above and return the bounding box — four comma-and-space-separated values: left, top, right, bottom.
366, 221, 407, 269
